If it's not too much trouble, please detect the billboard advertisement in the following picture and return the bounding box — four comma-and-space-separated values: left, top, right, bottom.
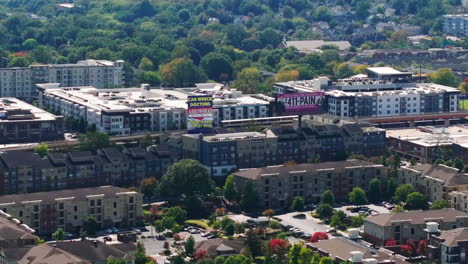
187, 95, 213, 133
276, 92, 325, 115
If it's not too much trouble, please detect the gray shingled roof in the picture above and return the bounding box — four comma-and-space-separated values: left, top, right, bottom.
437, 228, 468, 247
365, 209, 468, 227
234, 160, 382, 180
408, 164, 468, 186
0, 186, 137, 205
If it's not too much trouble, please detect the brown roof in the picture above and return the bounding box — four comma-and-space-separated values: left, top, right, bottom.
0, 216, 37, 241
17, 244, 90, 264
437, 228, 468, 247
407, 164, 468, 186
0, 186, 138, 205
365, 209, 468, 227
54, 240, 132, 262
234, 160, 382, 180
194, 238, 244, 257
309, 238, 395, 262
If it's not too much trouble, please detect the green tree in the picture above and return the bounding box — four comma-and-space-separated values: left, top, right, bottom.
314, 6, 332, 22
31, 46, 52, 63
160, 58, 207, 87
321, 190, 335, 206
8, 56, 31, 67
224, 255, 251, 264
223, 174, 239, 202
386, 177, 398, 201
319, 257, 334, 264
159, 159, 215, 198
454, 158, 464, 171
82, 216, 98, 235
334, 63, 354, 79
291, 197, 305, 212
34, 143, 49, 157
429, 68, 459, 87
348, 187, 368, 205
22, 38, 38, 50
289, 243, 301, 264
185, 235, 195, 255
394, 184, 416, 203
239, 181, 258, 212
172, 255, 186, 264
138, 57, 154, 71
52, 228, 66, 241
245, 229, 262, 256
163, 206, 187, 224
140, 177, 158, 199
430, 200, 448, 210
367, 178, 382, 203
107, 260, 127, 264
138, 71, 162, 86
406, 192, 426, 210
178, 9, 191, 22
79, 132, 111, 152
224, 222, 235, 236
351, 215, 365, 227
330, 210, 347, 230
315, 203, 334, 219
139, 133, 154, 148
200, 52, 233, 81
231, 67, 263, 94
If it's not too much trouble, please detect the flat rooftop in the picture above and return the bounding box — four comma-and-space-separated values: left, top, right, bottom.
0, 98, 61, 122
367, 67, 410, 75
386, 125, 468, 147
327, 82, 459, 97
39, 83, 273, 114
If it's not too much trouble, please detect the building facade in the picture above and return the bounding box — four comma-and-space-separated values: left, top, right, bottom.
0, 60, 124, 98
0, 98, 64, 144
427, 226, 468, 264
38, 83, 272, 135
363, 209, 468, 246
182, 125, 386, 176
0, 146, 176, 195
398, 164, 468, 203
233, 160, 387, 209
274, 67, 461, 119
443, 14, 468, 37
0, 186, 142, 235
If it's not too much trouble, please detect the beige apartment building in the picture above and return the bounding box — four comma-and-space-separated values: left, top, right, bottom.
0, 186, 142, 235
398, 164, 468, 203
233, 160, 387, 209
363, 209, 468, 246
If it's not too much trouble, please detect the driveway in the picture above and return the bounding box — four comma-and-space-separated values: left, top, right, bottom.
275, 212, 328, 235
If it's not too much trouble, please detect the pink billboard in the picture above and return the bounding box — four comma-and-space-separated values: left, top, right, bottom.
276, 92, 325, 115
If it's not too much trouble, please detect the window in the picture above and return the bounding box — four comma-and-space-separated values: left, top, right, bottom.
74, 206, 78, 212
411, 228, 414, 235
19, 211, 23, 217
113, 202, 117, 208
90, 200, 95, 207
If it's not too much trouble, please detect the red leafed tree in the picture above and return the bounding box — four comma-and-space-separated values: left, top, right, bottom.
400, 244, 413, 255
309, 232, 329, 243
385, 238, 398, 246
417, 240, 427, 255
194, 249, 208, 260
269, 239, 289, 254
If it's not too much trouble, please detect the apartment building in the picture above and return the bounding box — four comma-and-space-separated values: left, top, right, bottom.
0, 146, 176, 195
0, 186, 142, 235
443, 14, 468, 37
182, 124, 386, 176
0, 211, 38, 263
38, 83, 272, 135
398, 164, 468, 203
0, 60, 124, 98
233, 160, 387, 209
0, 97, 64, 144
427, 226, 468, 264
274, 67, 460, 118
363, 209, 468, 246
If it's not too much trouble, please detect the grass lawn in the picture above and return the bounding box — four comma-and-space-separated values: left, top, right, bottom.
185, 219, 210, 230
460, 100, 468, 110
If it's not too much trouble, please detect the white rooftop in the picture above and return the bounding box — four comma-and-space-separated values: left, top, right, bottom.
0, 98, 60, 122
387, 126, 468, 147
367, 67, 407, 75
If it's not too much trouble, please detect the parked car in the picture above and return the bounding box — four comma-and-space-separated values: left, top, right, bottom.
103, 236, 112, 241
326, 228, 337, 233
293, 213, 306, 219
190, 229, 200, 234
131, 228, 142, 235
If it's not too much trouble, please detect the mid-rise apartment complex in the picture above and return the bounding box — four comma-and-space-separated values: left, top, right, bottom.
0, 98, 64, 143
398, 164, 468, 203
274, 67, 460, 118
363, 209, 468, 246
427, 226, 468, 264
38, 83, 272, 135
233, 160, 387, 209
0, 60, 124, 98
443, 14, 468, 37
0, 186, 142, 235
0, 146, 176, 195
182, 124, 386, 176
